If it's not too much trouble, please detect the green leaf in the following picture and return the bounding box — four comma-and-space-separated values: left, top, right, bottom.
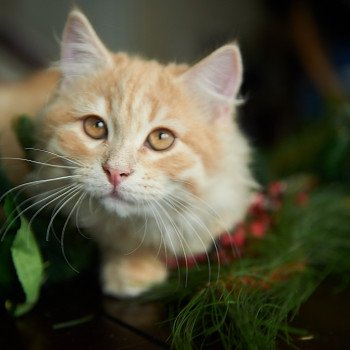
0, 197, 22, 300
10, 215, 44, 316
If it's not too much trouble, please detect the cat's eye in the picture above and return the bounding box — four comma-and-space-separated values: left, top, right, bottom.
147, 128, 175, 151
83, 115, 108, 140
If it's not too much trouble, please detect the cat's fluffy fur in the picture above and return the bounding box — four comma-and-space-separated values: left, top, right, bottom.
1, 11, 256, 297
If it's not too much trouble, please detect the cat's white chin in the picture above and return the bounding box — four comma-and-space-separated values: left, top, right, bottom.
102, 196, 137, 217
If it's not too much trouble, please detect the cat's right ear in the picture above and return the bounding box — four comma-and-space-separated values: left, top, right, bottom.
178, 44, 243, 120
60, 10, 113, 85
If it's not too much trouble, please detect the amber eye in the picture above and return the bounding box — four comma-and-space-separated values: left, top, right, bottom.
147, 128, 175, 151
83, 115, 108, 140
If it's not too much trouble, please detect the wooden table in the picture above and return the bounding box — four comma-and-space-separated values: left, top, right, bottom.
1, 276, 349, 349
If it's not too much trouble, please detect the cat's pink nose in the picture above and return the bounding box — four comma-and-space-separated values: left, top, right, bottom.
102, 165, 130, 188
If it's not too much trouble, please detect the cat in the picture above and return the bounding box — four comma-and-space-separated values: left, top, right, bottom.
0, 10, 256, 297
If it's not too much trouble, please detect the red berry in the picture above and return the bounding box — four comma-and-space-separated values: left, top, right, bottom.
219, 225, 246, 247
249, 220, 268, 238
268, 181, 285, 197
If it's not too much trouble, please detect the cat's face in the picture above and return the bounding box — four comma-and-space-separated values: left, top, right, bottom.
33, 11, 252, 227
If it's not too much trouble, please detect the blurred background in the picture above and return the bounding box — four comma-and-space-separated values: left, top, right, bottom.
1, 0, 350, 151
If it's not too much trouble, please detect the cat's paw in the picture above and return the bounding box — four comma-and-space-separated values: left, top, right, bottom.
101, 252, 167, 298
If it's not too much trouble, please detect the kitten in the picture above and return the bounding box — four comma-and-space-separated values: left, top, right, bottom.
1, 10, 255, 297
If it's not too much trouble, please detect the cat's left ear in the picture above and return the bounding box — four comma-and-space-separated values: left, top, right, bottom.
179, 44, 242, 118
60, 10, 113, 84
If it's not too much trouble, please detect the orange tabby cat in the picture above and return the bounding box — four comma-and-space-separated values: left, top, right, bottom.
0, 10, 255, 297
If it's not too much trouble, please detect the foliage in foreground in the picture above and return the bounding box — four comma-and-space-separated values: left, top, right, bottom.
145, 186, 350, 349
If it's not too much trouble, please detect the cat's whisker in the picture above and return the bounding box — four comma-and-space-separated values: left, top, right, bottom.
167, 184, 227, 242
147, 201, 182, 287
171, 184, 227, 223
6, 183, 68, 219
74, 193, 91, 240
87, 193, 101, 216
44, 185, 82, 243
0, 174, 81, 204
0, 157, 78, 170
147, 202, 166, 258
0, 183, 78, 241
171, 187, 235, 243
45, 185, 83, 241
160, 196, 217, 284
124, 209, 149, 256
151, 193, 200, 265
152, 200, 192, 287
160, 197, 204, 261
86, 191, 105, 216
23, 185, 80, 245
162, 191, 221, 283
135, 207, 150, 253
151, 199, 192, 290
25, 184, 80, 240
146, 199, 169, 267
171, 187, 241, 264
59, 191, 86, 273
25, 147, 85, 167
10, 181, 51, 205
18, 183, 74, 215
45, 186, 85, 244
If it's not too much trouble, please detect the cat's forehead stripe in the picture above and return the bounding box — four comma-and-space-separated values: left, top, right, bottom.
129, 87, 149, 117
94, 96, 108, 117
74, 95, 108, 118
110, 92, 152, 133
150, 106, 167, 123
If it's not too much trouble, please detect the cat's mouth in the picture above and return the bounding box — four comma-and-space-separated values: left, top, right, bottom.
108, 189, 124, 200
100, 188, 144, 217
107, 189, 134, 205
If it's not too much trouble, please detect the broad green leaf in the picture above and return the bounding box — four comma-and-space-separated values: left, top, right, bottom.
11, 215, 44, 316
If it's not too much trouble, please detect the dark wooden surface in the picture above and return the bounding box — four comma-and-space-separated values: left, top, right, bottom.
0, 277, 349, 350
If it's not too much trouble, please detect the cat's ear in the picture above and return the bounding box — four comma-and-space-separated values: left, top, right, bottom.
60, 10, 113, 83
179, 44, 242, 118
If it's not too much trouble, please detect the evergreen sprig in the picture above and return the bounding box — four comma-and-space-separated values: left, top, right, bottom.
145, 186, 350, 349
